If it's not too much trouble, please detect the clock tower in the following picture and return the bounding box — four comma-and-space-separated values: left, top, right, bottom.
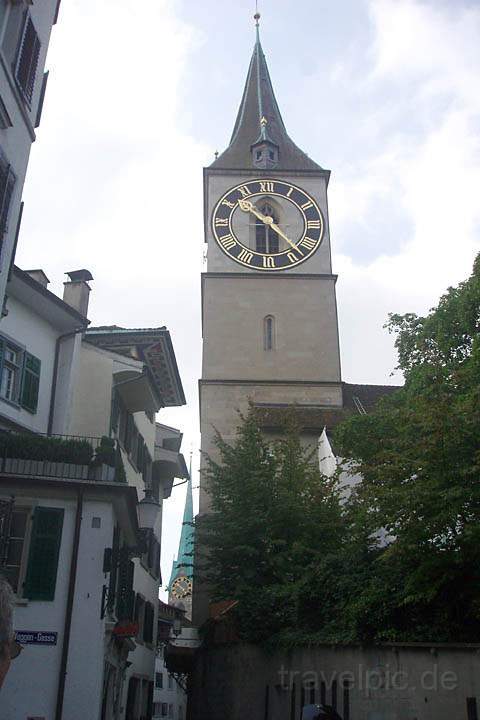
197, 16, 342, 617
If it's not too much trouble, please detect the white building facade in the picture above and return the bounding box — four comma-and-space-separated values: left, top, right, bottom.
0, 267, 187, 720
0, 0, 61, 309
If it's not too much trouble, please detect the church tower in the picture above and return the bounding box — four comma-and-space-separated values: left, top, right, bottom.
168, 470, 194, 620
199, 14, 343, 519
200, 15, 343, 512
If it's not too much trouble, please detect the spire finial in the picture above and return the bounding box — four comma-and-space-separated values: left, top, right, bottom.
254, 1, 260, 28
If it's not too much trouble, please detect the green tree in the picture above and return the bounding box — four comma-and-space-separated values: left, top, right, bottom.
198, 409, 344, 643
336, 252, 480, 641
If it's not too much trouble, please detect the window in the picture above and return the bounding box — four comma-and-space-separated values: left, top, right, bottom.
168, 675, 174, 690
155, 672, 163, 689
20, 352, 41, 412
264, 316, 275, 351
0, 338, 41, 412
142, 529, 161, 579
143, 601, 155, 644
15, 14, 41, 106
115, 551, 135, 621
0, 343, 20, 401
168, 704, 174, 718
134, 593, 145, 641
255, 203, 279, 253
0, 151, 16, 247
1, 506, 29, 593
467, 698, 478, 720
22, 507, 64, 600
161, 703, 168, 717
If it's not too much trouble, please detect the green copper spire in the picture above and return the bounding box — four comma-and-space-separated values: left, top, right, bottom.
168, 466, 194, 589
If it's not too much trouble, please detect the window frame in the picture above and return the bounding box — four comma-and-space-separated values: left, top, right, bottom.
14, 11, 41, 108
264, 315, 275, 352
255, 202, 279, 254
0, 503, 33, 596
0, 149, 16, 254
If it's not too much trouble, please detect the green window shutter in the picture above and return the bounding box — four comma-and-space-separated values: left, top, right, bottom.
23, 507, 64, 601
20, 352, 40, 413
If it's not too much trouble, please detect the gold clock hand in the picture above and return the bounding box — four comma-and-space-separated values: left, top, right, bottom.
266, 219, 298, 251
238, 199, 269, 223
238, 199, 298, 251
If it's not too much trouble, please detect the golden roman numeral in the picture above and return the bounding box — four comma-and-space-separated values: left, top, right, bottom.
238, 248, 253, 264
238, 185, 252, 198
220, 234, 236, 250
301, 200, 313, 211
262, 256, 275, 268
286, 187, 294, 197
215, 218, 229, 227
307, 220, 321, 229
259, 181, 274, 193
222, 199, 236, 209
300, 237, 316, 250
287, 252, 299, 263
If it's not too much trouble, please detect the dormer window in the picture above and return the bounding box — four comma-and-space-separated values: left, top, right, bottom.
251, 141, 279, 169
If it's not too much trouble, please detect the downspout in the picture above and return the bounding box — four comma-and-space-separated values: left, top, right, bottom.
55, 487, 84, 720
47, 325, 87, 436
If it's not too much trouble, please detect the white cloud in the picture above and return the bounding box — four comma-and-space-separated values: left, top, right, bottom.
331, 0, 480, 383
17, 0, 209, 597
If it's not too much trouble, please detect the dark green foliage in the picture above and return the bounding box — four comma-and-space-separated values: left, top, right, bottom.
335, 252, 480, 642
198, 409, 344, 644
0, 433, 93, 464
200, 254, 480, 645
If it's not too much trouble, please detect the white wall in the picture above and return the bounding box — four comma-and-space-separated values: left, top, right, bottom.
1, 492, 117, 720
69, 342, 113, 438
0, 294, 58, 432
1, 494, 77, 720
0, 0, 59, 306
64, 499, 116, 720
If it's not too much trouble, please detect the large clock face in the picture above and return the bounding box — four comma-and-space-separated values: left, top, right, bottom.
211, 179, 324, 271
171, 576, 192, 600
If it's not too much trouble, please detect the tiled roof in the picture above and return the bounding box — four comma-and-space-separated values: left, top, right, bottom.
255, 382, 401, 432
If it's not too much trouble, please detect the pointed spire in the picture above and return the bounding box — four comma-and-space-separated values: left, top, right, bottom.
168, 460, 195, 589
212, 15, 324, 171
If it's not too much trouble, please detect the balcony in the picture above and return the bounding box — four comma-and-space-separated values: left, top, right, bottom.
0, 432, 126, 482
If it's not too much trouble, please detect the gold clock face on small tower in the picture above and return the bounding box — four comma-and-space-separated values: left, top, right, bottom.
211, 179, 324, 271
171, 576, 192, 600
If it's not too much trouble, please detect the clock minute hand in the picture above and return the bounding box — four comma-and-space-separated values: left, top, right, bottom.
266, 219, 298, 252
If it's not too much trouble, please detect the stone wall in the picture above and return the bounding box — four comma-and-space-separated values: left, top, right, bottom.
189, 643, 480, 720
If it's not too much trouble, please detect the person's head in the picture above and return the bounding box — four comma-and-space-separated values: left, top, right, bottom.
0, 574, 18, 689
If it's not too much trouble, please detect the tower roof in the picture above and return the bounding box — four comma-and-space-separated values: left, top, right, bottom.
168, 471, 195, 588
211, 21, 324, 172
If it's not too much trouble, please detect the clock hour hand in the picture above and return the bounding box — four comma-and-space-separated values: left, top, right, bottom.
238, 199, 268, 223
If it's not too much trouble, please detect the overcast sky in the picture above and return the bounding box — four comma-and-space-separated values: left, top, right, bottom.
16, 0, 480, 595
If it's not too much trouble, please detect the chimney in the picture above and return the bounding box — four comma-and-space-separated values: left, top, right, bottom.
25, 269, 50, 288
63, 269, 93, 317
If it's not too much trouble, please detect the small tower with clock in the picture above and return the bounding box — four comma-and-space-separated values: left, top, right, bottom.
197, 15, 343, 618
168, 472, 194, 619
